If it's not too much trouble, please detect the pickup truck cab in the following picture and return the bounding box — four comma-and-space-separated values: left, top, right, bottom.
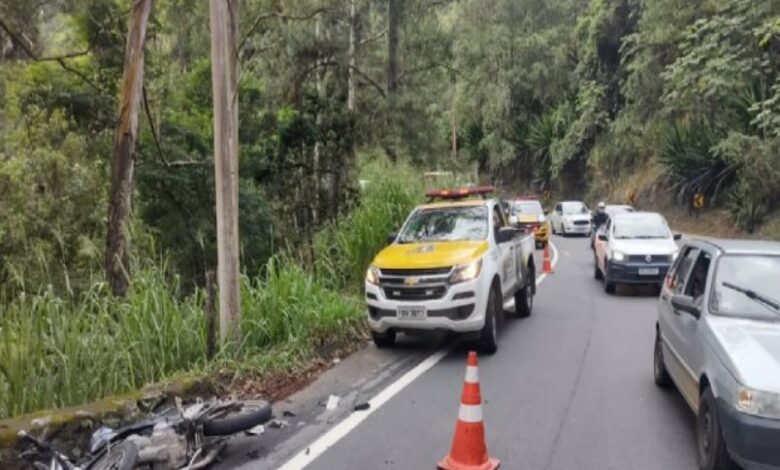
508, 196, 551, 249
365, 187, 537, 353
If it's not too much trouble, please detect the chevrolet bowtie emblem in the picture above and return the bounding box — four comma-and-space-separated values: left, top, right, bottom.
645, 255, 653, 263
404, 277, 420, 286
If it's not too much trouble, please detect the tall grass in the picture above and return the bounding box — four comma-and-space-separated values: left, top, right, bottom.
0, 269, 207, 419
313, 160, 423, 291
0, 159, 424, 419
0, 260, 365, 419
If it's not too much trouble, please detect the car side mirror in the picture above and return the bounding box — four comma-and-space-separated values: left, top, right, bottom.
674, 234, 683, 241
496, 227, 518, 244
387, 232, 397, 244
671, 294, 700, 319
598, 233, 608, 241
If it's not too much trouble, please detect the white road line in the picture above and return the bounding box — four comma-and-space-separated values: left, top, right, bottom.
277, 242, 561, 470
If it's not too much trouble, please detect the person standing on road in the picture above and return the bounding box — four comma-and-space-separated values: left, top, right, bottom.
592, 201, 609, 230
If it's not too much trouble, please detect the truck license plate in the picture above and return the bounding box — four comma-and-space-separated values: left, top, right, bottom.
397, 306, 427, 320
639, 268, 659, 276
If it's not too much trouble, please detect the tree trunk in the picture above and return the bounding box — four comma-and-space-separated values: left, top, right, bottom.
104, 0, 153, 297
385, 0, 401, 162
387, 0, 400, 94
313, 9, 323, 227
347, 0, 358, 112
209, 0, 241, 343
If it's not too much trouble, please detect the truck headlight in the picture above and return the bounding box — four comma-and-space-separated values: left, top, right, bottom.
365, 266, 381, 285
450, 259, 482, 284
612, 251, 626, 262
736, 387, 780, 419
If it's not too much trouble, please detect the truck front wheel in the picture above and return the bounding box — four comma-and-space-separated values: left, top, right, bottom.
372, 329, 396, 348
480, 287, 499, 354
514, 269, 534, 318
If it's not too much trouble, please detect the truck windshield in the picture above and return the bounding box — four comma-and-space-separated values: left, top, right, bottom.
397, 206, 488, 243
711, 255, 780, 320
512, 201, 543, 215
613, 215, 670, 239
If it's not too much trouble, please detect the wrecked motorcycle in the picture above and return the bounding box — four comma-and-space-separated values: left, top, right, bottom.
19, 399, 272, 470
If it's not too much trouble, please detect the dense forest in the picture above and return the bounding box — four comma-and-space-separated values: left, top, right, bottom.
0, 0, 779, 418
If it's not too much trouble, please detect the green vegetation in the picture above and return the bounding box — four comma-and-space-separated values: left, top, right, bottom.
0, 163, 420, 418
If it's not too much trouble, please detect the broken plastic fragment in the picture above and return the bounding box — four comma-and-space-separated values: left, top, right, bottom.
246, 424, 265, 435
325, 395, 340, 411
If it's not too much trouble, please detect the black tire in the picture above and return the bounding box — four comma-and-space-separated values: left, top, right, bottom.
653, 330, 672, 388
87, 441, 138, 470
697, 387, 737, 470
480, 287, 499, 354
371, 329, 396, 348
203, 401, 273, 437
603, 259, 615, 294
515, 270, 534, 318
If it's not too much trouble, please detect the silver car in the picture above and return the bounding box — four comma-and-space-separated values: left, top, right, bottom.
654, 239, 780, 470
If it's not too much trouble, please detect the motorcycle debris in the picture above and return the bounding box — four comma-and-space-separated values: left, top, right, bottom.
246, 424, 265, 436
268, 419, 289, 429
325, 395, 340, 411
353, 402, 370, 411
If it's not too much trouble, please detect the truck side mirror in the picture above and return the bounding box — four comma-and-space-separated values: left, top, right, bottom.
387, 232, 397, 244
496, 227, 518, 244
674, 234, 683, 241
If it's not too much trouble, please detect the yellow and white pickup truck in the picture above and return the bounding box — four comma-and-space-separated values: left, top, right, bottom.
365, 187, 537, 353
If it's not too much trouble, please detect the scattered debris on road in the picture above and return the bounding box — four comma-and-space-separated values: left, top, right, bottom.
353, 402, 371, 411
246, 424, 265, 435
325, 395, 341, 411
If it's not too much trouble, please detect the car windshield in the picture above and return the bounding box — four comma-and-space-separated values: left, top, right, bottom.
711, 255, 780, 320
606, 205, 634, 215
397, 206, 488, 243
612, 215, 670, 239
512, 201, 543, 216
561, 202, 587, 215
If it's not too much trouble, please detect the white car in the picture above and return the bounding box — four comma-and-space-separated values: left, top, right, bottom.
593, 212, 681, 293
550, 201, 592, 236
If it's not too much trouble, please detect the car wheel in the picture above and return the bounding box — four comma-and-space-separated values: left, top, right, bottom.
653, 330, 672, 387
603, 259, 615, 294
697, 387, 737, 470
371, 329, 396, 348
480, 287, 499, 354
515, 271, 534, 318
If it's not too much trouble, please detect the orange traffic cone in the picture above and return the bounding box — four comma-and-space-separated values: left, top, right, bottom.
542, 243, 554, 274
438, 352, 500, 470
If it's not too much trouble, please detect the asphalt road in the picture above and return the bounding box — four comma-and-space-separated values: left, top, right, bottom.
222, 235, 701, 470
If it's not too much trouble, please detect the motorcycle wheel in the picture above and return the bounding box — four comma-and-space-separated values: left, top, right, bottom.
203, 401, 273, 436
87, 441, 139, 470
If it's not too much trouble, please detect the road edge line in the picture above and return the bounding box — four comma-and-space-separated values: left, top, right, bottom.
277, 241, 560, 470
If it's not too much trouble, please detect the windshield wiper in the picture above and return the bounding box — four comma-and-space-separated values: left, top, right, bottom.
722, 282, 780, 315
